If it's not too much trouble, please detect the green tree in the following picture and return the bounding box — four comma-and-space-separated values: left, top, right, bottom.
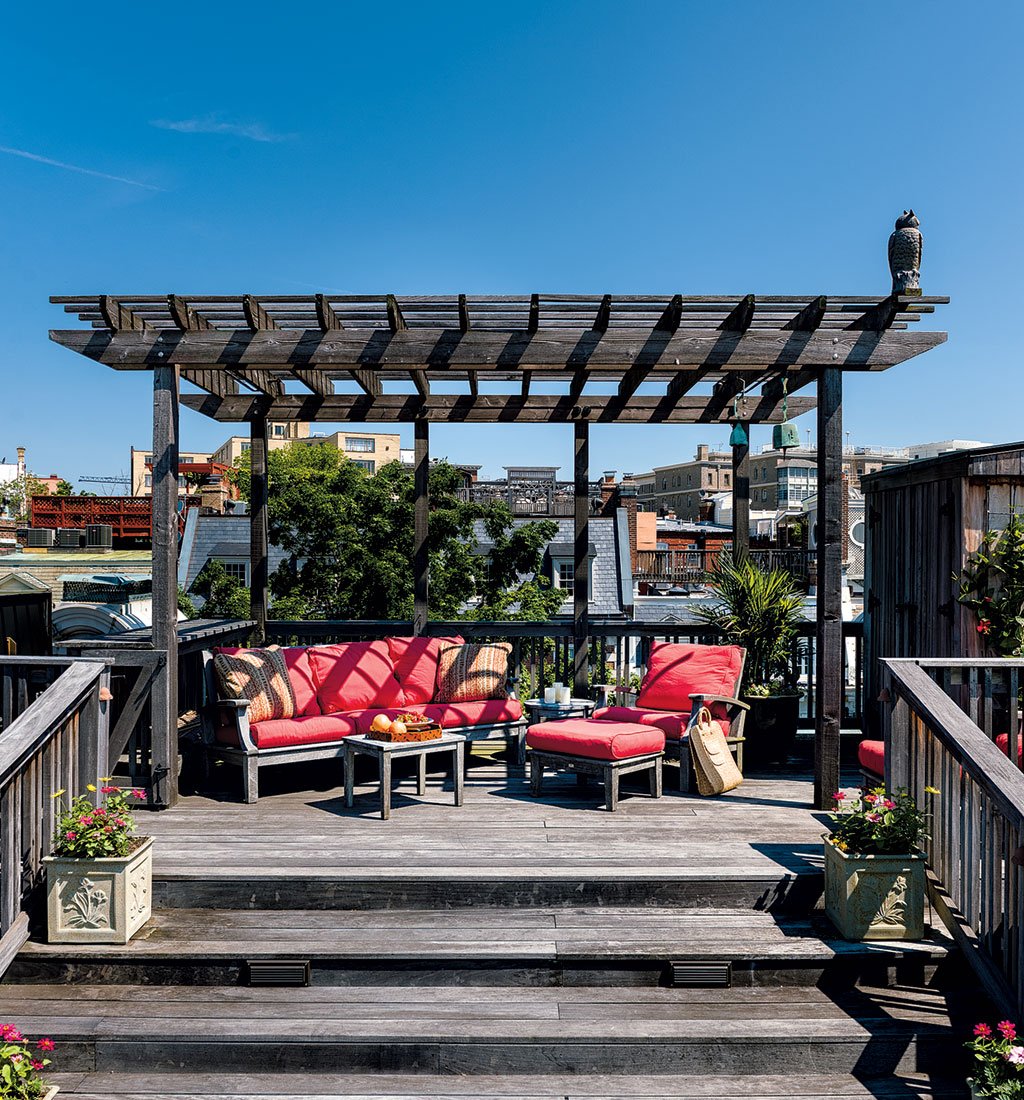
190, 560, 251, 619
232, 442, 563, 621
55, 479, 75, 496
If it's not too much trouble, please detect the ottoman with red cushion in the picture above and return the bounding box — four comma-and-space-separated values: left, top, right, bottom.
525, 718, 665, 811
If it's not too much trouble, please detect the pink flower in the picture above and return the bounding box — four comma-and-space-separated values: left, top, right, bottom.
65, 831, 76, 840
975, 1022, 994, 1037
865, 812, 881, 823
979, 621, 991, 635
863, 793, 877, 804
94, 808, 106, 816
1, 1024, 22, 1041
31, 1059, 44, 1070
132, 789, 144, 799
831, 792, 844, 802
10, 1052, 22, 1063
1006, 1046, 1024, 1065
79, 815, 94, 825
36, 1038, 54, 1052
880, 799, 896, 810
114, 818, 126, 827
104, 826, 113, 834
999, 1020, 1018, 1040
100, 785, 119, 794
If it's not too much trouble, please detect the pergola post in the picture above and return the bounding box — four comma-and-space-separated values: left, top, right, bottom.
413, 419, 429, 635
249, 414, 269, 641
573, 421, 590, 698
731, 423, 750, 562
150, 364, 180, 808
814, 367, 843, 809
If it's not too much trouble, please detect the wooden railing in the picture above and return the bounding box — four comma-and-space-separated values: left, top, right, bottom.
0, 657, 109, 972
265, 618, 864, 730
882, 657, 1024, 1017
635, 548, 813, 587
58, 619, 253, 804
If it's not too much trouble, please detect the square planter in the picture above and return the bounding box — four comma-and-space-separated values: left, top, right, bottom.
43, 837, 153, 945
824, 839, 926, 941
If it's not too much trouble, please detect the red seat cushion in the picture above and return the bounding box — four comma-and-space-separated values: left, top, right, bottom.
309, 641, 404, 713
636, 643, 744, 712
219, 713, 360, 749
996, 732, 1023, 763
592, 705, 732, 741
526, 718, 665, 761
386, 635, 464, 706
424, 699, 524, 729
857, 739, 885, 778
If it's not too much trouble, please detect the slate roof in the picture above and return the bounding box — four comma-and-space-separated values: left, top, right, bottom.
179, 514, 288, 592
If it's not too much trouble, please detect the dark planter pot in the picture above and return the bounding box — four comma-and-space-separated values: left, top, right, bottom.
741, 693, 801, 767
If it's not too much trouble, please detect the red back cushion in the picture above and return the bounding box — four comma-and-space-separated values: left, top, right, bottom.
309, 641, 404, 713
636, 642, 744, 711
216, 645, 321, 716
386, 635, 464, 706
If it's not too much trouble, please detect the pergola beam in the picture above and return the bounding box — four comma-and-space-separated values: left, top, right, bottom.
180, 392, 815, 424
168, 295, 239, 397
51, 326, 948, 373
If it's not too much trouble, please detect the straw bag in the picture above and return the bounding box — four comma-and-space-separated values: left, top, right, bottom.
689, 705, 743, 796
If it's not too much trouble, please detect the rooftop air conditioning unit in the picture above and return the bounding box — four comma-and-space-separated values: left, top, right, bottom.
85, 524, 113, 549
57, 528, 85, 549
26, 528, 56, 548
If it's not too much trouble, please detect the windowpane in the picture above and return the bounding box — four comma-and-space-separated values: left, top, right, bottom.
346, 437, 375, 452
352, 459, 375, 471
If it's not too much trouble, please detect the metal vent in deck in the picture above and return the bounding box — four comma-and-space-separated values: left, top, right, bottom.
668, 960, 732, 988
245, 959, 311, 986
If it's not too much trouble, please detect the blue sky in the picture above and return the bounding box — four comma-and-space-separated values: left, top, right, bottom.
1, 2, 1019, 483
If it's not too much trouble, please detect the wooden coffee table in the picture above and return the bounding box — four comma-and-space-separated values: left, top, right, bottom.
343, 732, 466, 820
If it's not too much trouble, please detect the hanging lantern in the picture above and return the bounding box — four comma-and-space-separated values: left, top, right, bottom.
772, 377, 800, 451
729, 421, 748, 448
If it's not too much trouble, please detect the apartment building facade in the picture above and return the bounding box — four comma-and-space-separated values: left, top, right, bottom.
634, 445, 733, 519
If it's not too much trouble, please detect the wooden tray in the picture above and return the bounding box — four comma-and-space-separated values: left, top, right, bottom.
370, 725, 443, 743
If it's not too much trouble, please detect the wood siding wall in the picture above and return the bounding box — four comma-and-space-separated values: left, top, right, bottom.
864, 445, 1024, 734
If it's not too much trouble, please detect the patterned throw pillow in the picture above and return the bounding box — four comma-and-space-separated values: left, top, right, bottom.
436, 642, 512, 703
213, 646, 296, 724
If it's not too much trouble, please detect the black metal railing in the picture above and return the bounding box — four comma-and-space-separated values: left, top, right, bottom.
635, 548, 813, 587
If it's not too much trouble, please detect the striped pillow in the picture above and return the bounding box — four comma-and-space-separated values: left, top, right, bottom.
436, 642, 512, 703
213, 646, 296, 724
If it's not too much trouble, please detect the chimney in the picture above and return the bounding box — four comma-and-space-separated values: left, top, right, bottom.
617, 483, 639, 571
16, 447, 25, 478
696, 444, 709, 461
599, 470, 618, 511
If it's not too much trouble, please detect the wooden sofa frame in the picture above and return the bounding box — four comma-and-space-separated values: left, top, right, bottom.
200, 648, 528, 803
594, 648, 749, 793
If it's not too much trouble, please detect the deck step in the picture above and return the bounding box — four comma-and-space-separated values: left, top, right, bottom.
11, 906, 957, 987
49, 1070, 969, 1098
2, 983, 976, 1077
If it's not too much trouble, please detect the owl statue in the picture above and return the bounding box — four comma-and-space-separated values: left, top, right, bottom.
888, 210, 922, 294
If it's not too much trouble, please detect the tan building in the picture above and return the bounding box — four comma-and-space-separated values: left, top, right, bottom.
638, 446, 733, 519
296, 431, 402, 473
130, 448, 216, 496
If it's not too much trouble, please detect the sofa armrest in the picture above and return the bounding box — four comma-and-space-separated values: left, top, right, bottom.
210, 697, 257, 753
688, 692, 750, 712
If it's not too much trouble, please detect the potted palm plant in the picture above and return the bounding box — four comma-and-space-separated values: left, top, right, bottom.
694, 556, 806, 765
43, 782, 152, 945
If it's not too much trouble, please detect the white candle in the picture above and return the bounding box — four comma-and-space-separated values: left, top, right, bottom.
544, 686, 556, 704
556, 685, 571, 705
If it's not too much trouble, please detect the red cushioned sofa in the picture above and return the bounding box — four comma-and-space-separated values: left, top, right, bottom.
593, 641, 749, 792
201, 636, 526, 802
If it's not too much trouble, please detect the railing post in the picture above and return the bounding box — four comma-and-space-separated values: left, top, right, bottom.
78, 669, 111, 804
573, 421, 590, 698
249, 414, 270, 642
883, 680, 911, 793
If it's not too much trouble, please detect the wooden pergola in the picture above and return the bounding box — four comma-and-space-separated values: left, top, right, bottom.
51, 280, 948, 810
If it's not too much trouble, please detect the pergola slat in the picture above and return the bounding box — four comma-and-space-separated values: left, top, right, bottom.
167, 295, 239, 397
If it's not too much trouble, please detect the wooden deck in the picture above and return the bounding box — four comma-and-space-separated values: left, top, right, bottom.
144, 756, 835, 901
2, 758, 978, 1099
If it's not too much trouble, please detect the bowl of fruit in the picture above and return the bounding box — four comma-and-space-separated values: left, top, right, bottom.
367, 712, 442, 742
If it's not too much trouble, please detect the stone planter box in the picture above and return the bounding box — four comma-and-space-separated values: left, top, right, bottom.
43, 837, 153, 945
43, 1088, 59, 1100
823, 839, 925, 941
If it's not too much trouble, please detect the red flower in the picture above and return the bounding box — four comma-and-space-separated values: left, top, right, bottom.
975, 1022, 994, 1037
999, 1020, 1017, 1039
100, 785, 120, 794
132, 788, 145, 799
978, 621, 991, 635
36, 1038, 55, 1052
31, 1059, 44, 1070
